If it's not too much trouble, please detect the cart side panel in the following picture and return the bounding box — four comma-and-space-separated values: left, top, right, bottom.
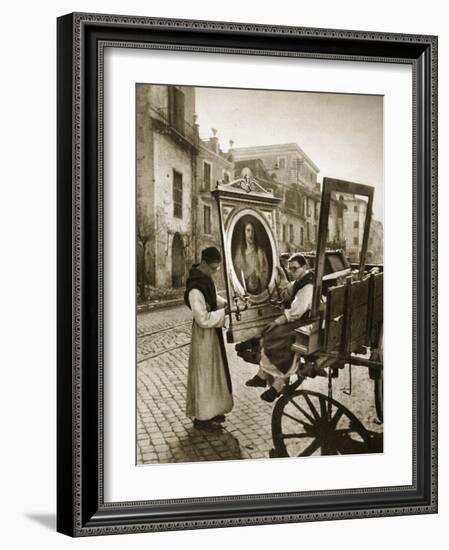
324, 276, 373, 354
369, 272, 384, 346
324, 284, 346, 353
348, 277, 371, 350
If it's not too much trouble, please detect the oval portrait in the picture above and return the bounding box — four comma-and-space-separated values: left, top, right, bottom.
231, 214, 274, 296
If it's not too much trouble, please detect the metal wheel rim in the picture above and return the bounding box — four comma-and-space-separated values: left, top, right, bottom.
272, 389, 373, 457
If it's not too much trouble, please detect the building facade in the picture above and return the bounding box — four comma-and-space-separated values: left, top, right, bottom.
137, 88, 384, 299
192, 132, 234, 288
194, 132, 233, 258
136, 84, 199, 290
340, 193, 368, 262
329, 191, 384, 264
231, 143, 322, 254
368, 218, 384, 264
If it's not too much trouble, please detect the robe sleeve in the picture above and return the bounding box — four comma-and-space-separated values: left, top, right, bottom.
216, 294, 227, 308
189, 289, 226, 328
284, 283, 313, 322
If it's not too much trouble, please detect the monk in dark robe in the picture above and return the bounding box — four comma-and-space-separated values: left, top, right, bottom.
184, 247, 233, 430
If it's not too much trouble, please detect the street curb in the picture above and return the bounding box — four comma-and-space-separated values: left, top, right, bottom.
137, 289, 227, 315
137, 297, 185, 314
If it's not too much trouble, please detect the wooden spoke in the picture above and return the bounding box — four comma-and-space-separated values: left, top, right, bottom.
281, 411, 314, 431
319, 394, 328, 418
329, 408, 344, 429
299, 438, 322, 456
288, 398, 316, 424
303, 392, 320, 420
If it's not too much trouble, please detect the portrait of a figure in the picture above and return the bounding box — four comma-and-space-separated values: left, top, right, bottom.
231, 215, 273, 295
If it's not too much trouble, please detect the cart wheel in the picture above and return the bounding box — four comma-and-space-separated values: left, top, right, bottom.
373, 325, 383, 422
374, 371, 383, 423
272, 390, 373, 457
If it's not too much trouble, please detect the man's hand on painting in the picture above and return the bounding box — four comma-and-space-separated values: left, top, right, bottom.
275, 265, 290, 290
276, 265, 288, 282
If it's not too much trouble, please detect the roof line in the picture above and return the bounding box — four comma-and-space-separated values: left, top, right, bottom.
231, 143, 320, 173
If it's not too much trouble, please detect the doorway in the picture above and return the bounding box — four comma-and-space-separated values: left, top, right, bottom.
171, 232, 184, 287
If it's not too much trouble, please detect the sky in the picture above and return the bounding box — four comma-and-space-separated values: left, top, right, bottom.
195, 87, 384, 223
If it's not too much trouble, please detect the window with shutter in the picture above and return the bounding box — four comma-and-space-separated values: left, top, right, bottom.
173, 170, 183, 219
168, 86, 185, 135
203, 161, 211, 190
204, 205, 211, 234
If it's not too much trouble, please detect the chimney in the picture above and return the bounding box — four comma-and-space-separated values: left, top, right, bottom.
209, 128, 219, 153
193, 113, 200, 134
228, 139, 234, 162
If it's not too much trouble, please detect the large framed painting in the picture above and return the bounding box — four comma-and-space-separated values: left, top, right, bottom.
57, 12, 437, 536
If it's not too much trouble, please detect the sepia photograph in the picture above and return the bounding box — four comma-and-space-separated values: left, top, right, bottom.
54, 10, 437, 537
136, 84, 384, 465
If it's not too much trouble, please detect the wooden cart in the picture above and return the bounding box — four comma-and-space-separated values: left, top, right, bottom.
270, 178, 383, 457
214, 174, 383, 457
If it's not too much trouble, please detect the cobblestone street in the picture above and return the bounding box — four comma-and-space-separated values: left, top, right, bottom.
137, 304, 383, 465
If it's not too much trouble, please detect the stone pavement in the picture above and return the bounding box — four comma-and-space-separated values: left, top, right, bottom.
137, 303, 382, 465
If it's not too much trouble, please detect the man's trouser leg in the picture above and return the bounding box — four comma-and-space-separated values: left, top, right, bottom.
259, 349, 289, 392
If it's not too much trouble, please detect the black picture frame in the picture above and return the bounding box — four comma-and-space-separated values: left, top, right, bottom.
57, 12, 438, 536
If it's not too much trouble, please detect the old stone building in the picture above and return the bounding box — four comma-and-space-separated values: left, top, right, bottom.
231, 143, 322, 253
136, 88, 383, 300
189, 131, 234, 289
368, 218, 384, 264
330, 192, 383, 263
342, 194, 368, 262
194, 131, 233, 260
136, 84, 199, 291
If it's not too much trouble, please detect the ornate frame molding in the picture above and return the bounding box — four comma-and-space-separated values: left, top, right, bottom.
57, 12, 437, 536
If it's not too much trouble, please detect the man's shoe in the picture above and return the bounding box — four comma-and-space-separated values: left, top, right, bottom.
260, 387, 281, 402
193, 419, 223, 431
238, 349, 261, 365
235, 337, 261, 353
245, 375, 267, 388
210, 414, 226, 423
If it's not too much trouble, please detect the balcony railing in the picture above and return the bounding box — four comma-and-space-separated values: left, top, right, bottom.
152, 107, 199, 150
